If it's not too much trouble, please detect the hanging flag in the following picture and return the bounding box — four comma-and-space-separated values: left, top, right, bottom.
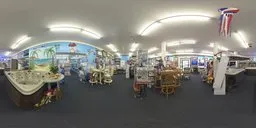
218, 7, 239, 37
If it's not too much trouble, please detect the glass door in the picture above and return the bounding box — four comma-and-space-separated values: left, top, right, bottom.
182, 60, 190, 69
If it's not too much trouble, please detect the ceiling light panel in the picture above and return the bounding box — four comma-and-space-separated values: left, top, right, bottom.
11, 35, 31, 49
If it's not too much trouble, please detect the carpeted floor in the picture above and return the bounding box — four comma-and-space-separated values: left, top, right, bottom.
0, 73, 255, 128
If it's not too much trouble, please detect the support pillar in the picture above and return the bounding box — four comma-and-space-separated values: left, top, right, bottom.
213, 43, 227, 95
161, 42, 167, 67
213, 43, 219, 78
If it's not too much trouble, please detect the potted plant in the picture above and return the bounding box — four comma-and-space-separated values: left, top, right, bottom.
50, 64, 58, 74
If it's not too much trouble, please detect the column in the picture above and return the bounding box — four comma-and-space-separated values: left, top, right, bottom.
161, 42, 167, 67
213, 43, 219, 78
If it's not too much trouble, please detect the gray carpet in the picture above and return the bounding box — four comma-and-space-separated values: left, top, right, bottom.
0, 73, 255, 128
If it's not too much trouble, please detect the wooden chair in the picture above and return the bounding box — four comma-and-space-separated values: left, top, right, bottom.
160, 70, 179, 98
183, 68, 191, 80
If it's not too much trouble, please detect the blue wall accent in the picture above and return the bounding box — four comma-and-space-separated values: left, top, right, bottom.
28, 42, 97, 65
120, 55, 129, 62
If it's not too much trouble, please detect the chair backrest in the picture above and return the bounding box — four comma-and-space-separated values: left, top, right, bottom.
136, 67, 148, 82
183, 68, 191, 74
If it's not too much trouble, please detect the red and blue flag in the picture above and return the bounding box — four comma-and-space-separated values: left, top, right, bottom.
218, 8, 239, 37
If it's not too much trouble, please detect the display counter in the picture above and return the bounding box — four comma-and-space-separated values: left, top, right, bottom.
0, 68, 4, 75
225, 68, 245, 92
4, 70, 64, 109
245, 67, 256, 76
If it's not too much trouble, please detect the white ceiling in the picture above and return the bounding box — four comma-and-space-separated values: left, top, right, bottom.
0, 0, 256, 56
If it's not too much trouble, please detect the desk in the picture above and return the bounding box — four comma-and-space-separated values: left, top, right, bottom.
225, 68, 245, 92
245, 67, 256, 76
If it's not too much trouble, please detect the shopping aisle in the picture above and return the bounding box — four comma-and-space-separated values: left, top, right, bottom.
0, 73, 255, 128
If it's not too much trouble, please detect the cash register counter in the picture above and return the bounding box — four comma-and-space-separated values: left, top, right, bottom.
225, 68, 245, 91
3, 70, 64, 109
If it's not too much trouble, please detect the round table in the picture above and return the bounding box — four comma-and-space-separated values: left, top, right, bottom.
43, 74, 65, 90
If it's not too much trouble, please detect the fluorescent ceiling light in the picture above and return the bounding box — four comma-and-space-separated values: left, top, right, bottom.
148, 54, 157, 58
167, 42, 180, 47
140, 14, 211, 36
49, 24, 102, 39
49, 24, 81, 32
11, 35, 31, 49
234, 31, 249, 48
140, 22, 161, 36
201, 50, 213, 54
209, 43, 229, 51
157, 53, 162, 56
167, 39, 196, 47
128, 52, 133, 57
4, 51, 11, 56
172, 52, 213, 56
81, 30, 101, 39
176, 49, 194, 53
148, 47, 159, 53
218, 46, 229, 51
160, 15, 211, 23
116, 52, 121, 57
106, 44, 118, 52
50, 27, 81, 32
180, 39, 196, 44
209, 43, 214, 47
130, 43, 139, 52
